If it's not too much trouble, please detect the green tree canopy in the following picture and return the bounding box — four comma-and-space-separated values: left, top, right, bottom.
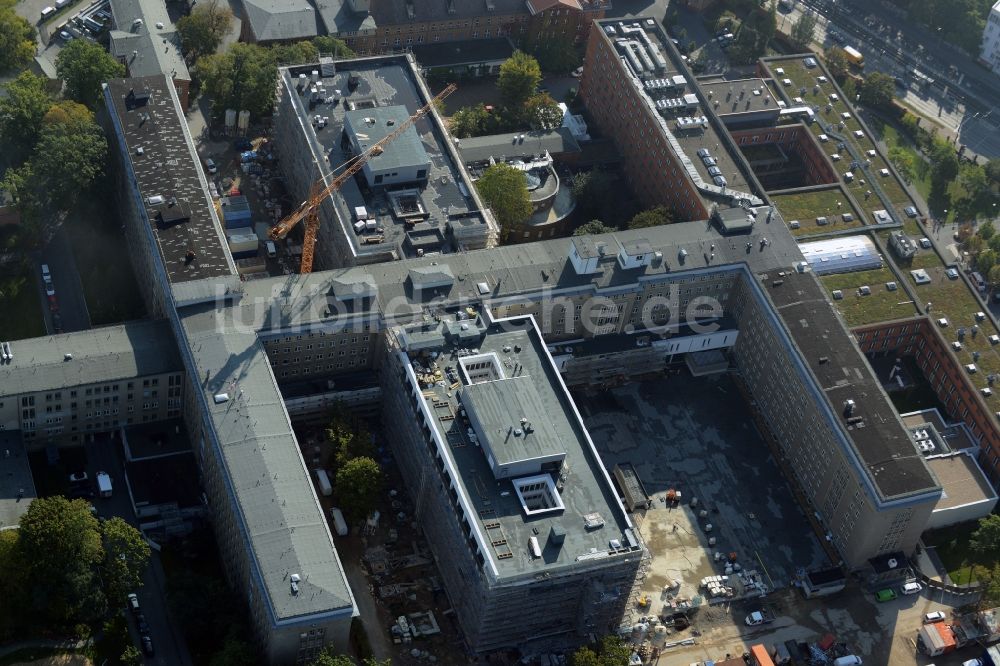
56, 39, 125, 109
475, 162, 533, 241
335, 457, 382, 521
527, 36, 581, 74
887, 146, 916, 183
0, 0, 35, 73
498, 50, 542, 111
858, 71, 896, 110
971, 514, 1000, 562
310, 652, 391, 666
0, 71, 52, 156
728, 2, 776, 65
978, 249, 998, 274
449, 104, 493, 138
325, 409, 375, 471
989, 264, 1000, 289
572, 169, 616, 221
195, 41, 318, 121
524, 93, 562, 130
313, 35, 356, 58
208, 636, 258, 666
790, 10, 818, 49
823, 46, 849, 79
176, 0, 234, 63
121, 645, 143, 666
980, 221, 996, 241
949, 163, 993, 220
929, 139, 960, 185
101, 516, 151, 606
570, 636, 632, 666
986, 158, 1000, 185
29, 101, 108, 208
628, 205, 673, 230
574, 220, 616, 236
17, 496, 107, 625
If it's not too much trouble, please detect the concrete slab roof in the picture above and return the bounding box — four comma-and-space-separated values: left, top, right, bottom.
926, 453, 997, 511
0, 320, 181, 397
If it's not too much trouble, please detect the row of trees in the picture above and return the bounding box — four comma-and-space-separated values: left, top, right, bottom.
449, 51, 562, 139
885, 0, 995, 55
0, 0, 35, 74
0, 497, 150, 642
194, 38, 353, 122
325, 409, 383, 521
0, 39, 122, 234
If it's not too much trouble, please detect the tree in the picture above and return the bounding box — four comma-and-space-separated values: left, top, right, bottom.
498, 50, 542, 112
929, 139, 960, 185
570, 647, 601, 666
572, 169, 615, 221
523, 93, 562, 130
16, 496, 106, 626
597, 636, 632, 665
475, 162, 533, 240
0, 529, 25, 641
986, 158, 1000, 186
971, 514, 1000, 562
194, 43, 281, 120
949, 164, 993, 220
528, 36, 581, 74
0, 0, 35, 74
56, 39, 125, 109
209, 636, 258, 666
980, 221, 996, 241
311, 652, 355, 666
790, 10, 818, 49
978, 249, 998, 274
728, 2, 776, 65
335, 457, 382, 521
989, 264, 1000, 289
858, 71, 895, 110
574, 220, 616, 236
121, 645, 143, 666
887, 146, 916, 183
0, 71, 52, 155
628, 206, 672, 230
989, 234, 1000, 254
313, 35, 356, 58
29, 101, 108, 208
100, 517, 151, 607
272, 40, 320, 66
176, 0, 234, 63
325, 409, 375, 471
449, 104, 492, 138
824, 46, 849, 79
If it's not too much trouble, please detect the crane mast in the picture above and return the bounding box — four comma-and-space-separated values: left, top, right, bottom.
269, 83, 457, 274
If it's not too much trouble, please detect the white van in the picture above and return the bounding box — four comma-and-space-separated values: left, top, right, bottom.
40, 6, 56, 19
833, 657, 862, 666
901, 581, 923, 595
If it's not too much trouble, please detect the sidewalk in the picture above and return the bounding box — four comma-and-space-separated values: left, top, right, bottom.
0, 637, 92, 659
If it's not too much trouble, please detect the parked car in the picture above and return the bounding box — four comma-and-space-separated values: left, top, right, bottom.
900, 581, 923, 595
923, 611, 946, 623
68, 471, 89, 483
571, 66, 584, 78
136, 613, 150, 635
59, 30, 73, 40
204, 157, 217, 174
127, 592, 141, 614
141, 635, 154, 657
44, 278, 55, 296
875, 588, 896, 602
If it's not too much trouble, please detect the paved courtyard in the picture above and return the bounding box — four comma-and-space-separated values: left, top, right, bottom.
575, 374, 828, 604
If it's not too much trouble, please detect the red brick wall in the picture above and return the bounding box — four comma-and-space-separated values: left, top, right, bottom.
579, 27, 707, 220
853, 317, 1000, 484
728, 124, 839, 187
345, 14, 524, 53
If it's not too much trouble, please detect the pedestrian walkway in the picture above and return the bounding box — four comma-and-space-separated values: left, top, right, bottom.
0, 637, 92, 659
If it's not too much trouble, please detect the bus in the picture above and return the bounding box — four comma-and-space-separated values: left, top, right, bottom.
843, 45, 865, 68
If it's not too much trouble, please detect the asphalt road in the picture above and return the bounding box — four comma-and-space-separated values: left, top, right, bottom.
82, 435, 193, 666
793, 0, 1000, 158
37, 228, 91, 335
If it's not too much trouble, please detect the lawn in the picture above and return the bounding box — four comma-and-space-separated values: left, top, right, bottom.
65, 196, 146, 326
923, 521, 994, 586
0, 264, 45, 340
0, 648, 91, 666
771, 188, 862, 236
820, 267, 918, 327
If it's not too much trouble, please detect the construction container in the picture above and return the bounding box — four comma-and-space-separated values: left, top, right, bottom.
228, 232, 258, 254
222, 195, 252, 228
225, 109, 237, 130
235, 255, 266, 275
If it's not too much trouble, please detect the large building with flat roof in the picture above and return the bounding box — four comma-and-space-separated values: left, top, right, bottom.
382, 314, 642, 651
102, 74, 358, 664
579, 18, 764, 220
273, 54, 497, 267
